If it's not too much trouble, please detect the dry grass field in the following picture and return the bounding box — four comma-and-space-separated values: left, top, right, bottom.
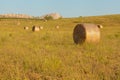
0, 15, 120, 80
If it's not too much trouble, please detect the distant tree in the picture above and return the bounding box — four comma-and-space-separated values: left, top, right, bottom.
44, 16, 53, 20
79, 16, 83, 18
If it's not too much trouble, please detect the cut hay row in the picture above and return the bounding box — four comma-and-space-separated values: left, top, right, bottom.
24, 25, 60, 31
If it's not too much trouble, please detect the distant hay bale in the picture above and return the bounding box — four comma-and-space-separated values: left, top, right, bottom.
39, 26, 43, 30
24, 26, 29, 30
56, 25, 59, 29
97, 24, 103, 29
17, 22, 20, 25
32, 26, 40, 32
73, 23, 100, 44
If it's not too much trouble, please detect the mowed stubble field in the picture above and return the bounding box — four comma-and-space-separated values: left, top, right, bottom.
0, 15, 120, 80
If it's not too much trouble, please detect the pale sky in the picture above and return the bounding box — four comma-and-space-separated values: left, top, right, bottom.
0, 0, 120, 17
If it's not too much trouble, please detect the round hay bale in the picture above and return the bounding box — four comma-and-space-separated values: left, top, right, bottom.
56, 25, 59, 29
39, 26, 43, 30
97, 24, 103, 29
73, 23, 100, 44
32, 26, 40, 32
24, 26, 29, 30
17, 22, 20, 25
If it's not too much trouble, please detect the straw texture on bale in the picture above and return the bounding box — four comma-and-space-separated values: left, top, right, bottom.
73, 23, 100, 44
32, 26, 40, 32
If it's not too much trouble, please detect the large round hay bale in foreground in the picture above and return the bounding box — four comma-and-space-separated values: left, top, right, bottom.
73, 23, 100, 44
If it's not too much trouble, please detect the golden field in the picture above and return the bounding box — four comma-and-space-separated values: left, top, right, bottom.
0, 15, 120, 80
